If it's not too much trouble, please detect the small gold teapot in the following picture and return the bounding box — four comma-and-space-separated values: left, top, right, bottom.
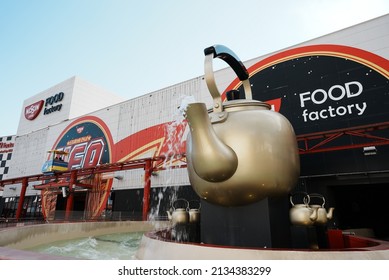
188, 200, 201, 224
289, 193, 318, 226
308, 193, 335, 225
166, 198, 189, 225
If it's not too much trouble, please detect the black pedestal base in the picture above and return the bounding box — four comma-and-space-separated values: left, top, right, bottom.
171, 223, 201, 243
200, 196, 291, 248
290, 225, 329, 249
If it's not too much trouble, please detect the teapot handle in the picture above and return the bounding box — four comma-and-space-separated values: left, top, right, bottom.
308, 193, 326, 207
204, 44, 253, 113
189, 200, 201, 210
289, 192, 310, 206
172, 198, 189, 211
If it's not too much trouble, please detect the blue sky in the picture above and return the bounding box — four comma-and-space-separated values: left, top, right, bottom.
1, 0, 388, 136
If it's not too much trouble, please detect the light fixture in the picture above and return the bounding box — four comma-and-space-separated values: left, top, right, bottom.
363, 146, 377, 156
62, 187, 67, 197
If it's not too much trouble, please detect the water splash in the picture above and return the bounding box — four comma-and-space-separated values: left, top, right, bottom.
178, 95, 197, 116
148, 95, 196, 221
30, 232, 144, 260
162, 95, 196, 165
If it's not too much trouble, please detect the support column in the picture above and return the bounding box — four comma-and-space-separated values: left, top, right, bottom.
65, 170, 77, 220
142, 159, 152, 221
15, 177, 28, 220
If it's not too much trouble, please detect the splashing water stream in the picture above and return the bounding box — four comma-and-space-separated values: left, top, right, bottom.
29, 232, 144, 260
148, 95, 196, 221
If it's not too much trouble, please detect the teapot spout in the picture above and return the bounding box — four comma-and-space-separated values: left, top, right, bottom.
327, 207, 335, 220
166, 211, 172, 221
309, 207, 318, 221
185, 102, 238, 182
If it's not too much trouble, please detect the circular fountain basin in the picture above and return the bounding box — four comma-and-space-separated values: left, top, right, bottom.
2, 222, 389, 259
135, 229, 389, 260
0, 221, 168, 260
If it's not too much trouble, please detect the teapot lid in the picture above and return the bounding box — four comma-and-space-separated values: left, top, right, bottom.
207, 100, 271, 124
208, 99, 270, 113
222, 99, 271, 110
223, 89, 271, 110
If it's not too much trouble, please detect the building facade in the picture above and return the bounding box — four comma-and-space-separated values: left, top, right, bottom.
1, 15, 389, 238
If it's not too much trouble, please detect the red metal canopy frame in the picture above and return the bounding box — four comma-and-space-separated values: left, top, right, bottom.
297, 122, 389, 154
0, 155, 187, 221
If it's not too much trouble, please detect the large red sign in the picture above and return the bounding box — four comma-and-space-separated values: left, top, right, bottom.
224, 44, 389, 133
224, 44, 389, 176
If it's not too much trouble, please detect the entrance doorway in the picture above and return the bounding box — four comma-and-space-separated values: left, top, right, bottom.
55, 191, 87, 220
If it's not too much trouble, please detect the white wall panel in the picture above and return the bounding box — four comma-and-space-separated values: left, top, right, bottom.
69, 76, 125, 120
8, 128, 49, 178
116, 77, 202, 142
150, 168, 189, 188
111, 168, 189, 191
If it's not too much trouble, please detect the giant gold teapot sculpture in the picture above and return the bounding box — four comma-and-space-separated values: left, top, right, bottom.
185, 45, 300, 206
